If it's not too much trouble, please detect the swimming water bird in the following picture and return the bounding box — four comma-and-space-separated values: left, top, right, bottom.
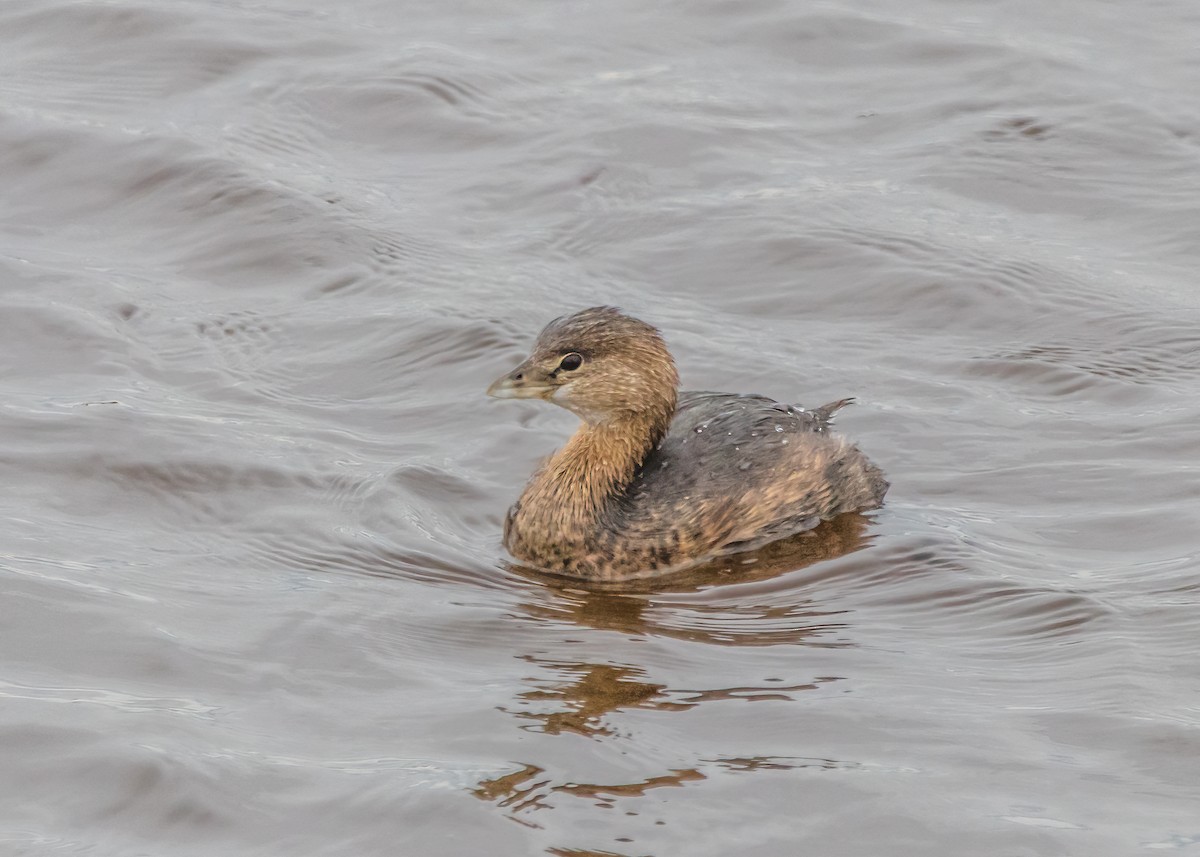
488, 307, 888, 582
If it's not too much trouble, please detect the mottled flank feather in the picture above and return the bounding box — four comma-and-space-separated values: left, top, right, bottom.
490, 307, 888, 581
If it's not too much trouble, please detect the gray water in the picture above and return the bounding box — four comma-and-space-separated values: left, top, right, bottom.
1, 0, 1198, 854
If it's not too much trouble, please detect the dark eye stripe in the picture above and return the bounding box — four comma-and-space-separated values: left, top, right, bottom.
559, 352, 583, 371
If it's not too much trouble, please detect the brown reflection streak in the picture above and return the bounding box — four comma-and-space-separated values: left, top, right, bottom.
709, 755, 855, 773
475, 762, 704, 813
508, 662, 691, 737
471, 764, 555, 817
556, 768, 705, 801
519, 586, 853, 649
475, 754, 857, 829
505, 658, 834, 739
676, 674, 843, 704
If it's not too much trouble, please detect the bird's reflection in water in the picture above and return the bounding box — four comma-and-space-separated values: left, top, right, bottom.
503, 660, 691, 737
474, 515, 873, 828
472, 758, 706, 825
503, 656, 845, 738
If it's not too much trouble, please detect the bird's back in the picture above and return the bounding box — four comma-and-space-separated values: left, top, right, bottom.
599, 391, 888, 573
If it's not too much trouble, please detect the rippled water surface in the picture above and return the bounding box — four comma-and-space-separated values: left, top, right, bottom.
2, 0, 1199, 853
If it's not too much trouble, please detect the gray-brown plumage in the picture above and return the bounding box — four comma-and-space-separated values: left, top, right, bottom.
488, 307, 888, 582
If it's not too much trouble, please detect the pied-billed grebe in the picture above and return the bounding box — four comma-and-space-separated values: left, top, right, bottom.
488, 307, 888, 581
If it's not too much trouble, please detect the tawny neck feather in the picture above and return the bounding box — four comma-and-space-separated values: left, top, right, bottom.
515, 411, 668, 539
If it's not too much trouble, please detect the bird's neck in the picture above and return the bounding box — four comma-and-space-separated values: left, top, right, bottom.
515, 410, 669, 538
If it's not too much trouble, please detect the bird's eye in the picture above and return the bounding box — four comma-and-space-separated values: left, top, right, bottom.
558, 352, 583, 372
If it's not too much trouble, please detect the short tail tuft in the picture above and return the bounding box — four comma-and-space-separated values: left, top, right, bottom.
813, 397, 855, 423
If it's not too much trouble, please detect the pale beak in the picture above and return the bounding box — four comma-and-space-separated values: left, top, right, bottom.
487, 364, 553, 400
